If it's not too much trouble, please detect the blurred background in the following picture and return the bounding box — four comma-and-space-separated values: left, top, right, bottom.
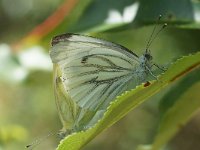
0, 0, 200, 150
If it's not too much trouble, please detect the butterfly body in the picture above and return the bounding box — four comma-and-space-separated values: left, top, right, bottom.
50, 33, 154, 133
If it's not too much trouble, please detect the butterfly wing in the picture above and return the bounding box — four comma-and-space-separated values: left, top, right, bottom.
50, 33, 140, 110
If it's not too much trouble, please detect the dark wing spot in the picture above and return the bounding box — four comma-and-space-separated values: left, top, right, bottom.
51, 33, 73, 46
26, 145, 31, 148
81, 56, 88, 64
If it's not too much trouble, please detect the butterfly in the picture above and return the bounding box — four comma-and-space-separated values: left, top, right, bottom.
50, 23, 166, 135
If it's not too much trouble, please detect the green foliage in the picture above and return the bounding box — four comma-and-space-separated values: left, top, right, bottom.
150, 73, 200, 150
0, 125, 28, 144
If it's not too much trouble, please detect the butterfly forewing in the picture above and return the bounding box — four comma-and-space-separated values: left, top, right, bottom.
50, 33, 141, 130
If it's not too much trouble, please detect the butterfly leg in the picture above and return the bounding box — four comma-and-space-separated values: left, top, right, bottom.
145, 66, 158, 80
57, 128, 74, 139
153, 63, 167, 72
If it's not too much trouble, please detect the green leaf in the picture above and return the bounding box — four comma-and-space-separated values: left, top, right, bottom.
57, 52, 200, 150
135, 0, 194, 24
148, 69, 200, 150
69, 0, 136, 32
68, 0, 199, 32
175, 23, 200, 29
159, 68, 200, 116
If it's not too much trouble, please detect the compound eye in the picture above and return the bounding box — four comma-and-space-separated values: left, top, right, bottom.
144, 53, 152, 60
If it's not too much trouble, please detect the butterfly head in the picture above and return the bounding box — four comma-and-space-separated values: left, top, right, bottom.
144, 49, 153, 61
139, 49, 153, 69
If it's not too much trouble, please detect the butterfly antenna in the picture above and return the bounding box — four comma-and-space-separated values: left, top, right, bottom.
26, 131, 57, 150
145, 15, 162, 53
147, 23, 167, 49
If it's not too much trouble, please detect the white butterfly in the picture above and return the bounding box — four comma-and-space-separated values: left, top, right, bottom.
50, 33, 161, 134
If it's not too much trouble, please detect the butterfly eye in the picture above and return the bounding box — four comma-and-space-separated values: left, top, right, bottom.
144, 53, 152, 60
